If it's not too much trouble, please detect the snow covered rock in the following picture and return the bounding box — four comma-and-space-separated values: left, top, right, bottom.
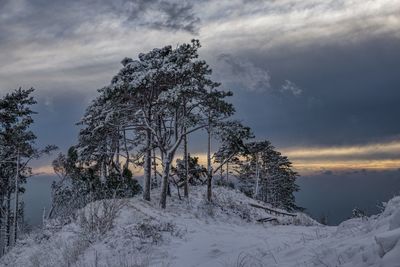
375, 228, 400, 256
389, 209, 400, 230
371, 196, 400, 266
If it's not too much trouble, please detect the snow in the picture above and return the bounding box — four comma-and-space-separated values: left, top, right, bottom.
375, 228, 400, 256
1, 187, 400, 267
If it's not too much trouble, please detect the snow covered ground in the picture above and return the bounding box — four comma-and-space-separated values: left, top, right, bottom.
1, 186, 400, 267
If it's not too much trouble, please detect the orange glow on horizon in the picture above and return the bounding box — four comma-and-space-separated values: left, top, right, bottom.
32, 140, 400, 177
282, 140, 400, 159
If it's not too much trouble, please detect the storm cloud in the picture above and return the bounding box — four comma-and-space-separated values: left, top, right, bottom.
0, 0, 399, 173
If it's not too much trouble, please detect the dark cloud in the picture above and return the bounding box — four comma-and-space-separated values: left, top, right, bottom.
124, 0, 200, 33
0, 0, 399, 171
214, 53, 302, 96
226, 36, 400, 148
0, 0, 199, 43
215, 53, 271, 92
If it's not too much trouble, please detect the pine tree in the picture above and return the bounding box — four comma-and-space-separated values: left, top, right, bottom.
237, 140, 302, 211
211, 120, 253, 199
107, 40, 234, 208
0, 88, 36, 249
49, 146, 142, 220
213, 120, 253, 175
172, 155, 208, 186
0, 88, 56, 251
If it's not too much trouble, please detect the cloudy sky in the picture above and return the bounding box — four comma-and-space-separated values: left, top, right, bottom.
1, 0, 400, 175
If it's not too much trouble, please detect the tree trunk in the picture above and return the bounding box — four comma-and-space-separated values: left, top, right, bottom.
123, 129, 129, 170
255, 153, 260, 198
5, 191, 11, 248
183, 100, 189, 198
13, 150, 20, 245
226, 162, 229, 181
116, 129, 121, 176
152, 148, 157, 187
100, 161, 106, 183
0, 195, 3, 256
167, 182, 171, 197
160, 154, 173, 209
0, 194, 7, 255
143, 128, 152, 201
183, 133, 189, 197
207, 127, 212, 202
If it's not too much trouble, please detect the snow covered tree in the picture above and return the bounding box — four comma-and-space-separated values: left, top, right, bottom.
71, 40, 267, 209
107, 40, 234, 208
49, 146, 141, 220
77, 86, 141, 183
0, 88, 56, 252
171, 155, 208, 198
236, 140, 302, 211
213, 120, 253, 179
48, 148, 91, 219
108, 47, 175, 202
202, 98, 241, 201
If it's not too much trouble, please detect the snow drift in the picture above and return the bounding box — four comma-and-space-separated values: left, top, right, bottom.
1, 186, 399, 267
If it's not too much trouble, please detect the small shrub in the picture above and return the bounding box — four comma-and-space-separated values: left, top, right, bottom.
135, 221, 176, 245
223, 252, 265, 267
352, 207, 367, 219
215, 178, 235, 189
79, 199, 126, 240
199, 200, 215, 217
62, 238, 90, 266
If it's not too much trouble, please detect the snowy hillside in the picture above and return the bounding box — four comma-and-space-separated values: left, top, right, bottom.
1, 186, 400, 267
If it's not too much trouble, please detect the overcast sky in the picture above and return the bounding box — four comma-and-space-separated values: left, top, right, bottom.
1, 0, 400, 175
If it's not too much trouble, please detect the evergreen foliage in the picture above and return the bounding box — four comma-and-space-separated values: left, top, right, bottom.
172, 155, 208, 186
49, 147, 141, 220
0, 88, 56, 254
47, 40, 301, 215
236, 140, 303, 211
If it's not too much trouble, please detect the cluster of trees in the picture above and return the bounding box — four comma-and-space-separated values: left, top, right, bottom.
51, 40, 240, 212
0, 88, 56, 256
50, 40, 301, 217
234, 141, 302, 211
0, 41, 302, 255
